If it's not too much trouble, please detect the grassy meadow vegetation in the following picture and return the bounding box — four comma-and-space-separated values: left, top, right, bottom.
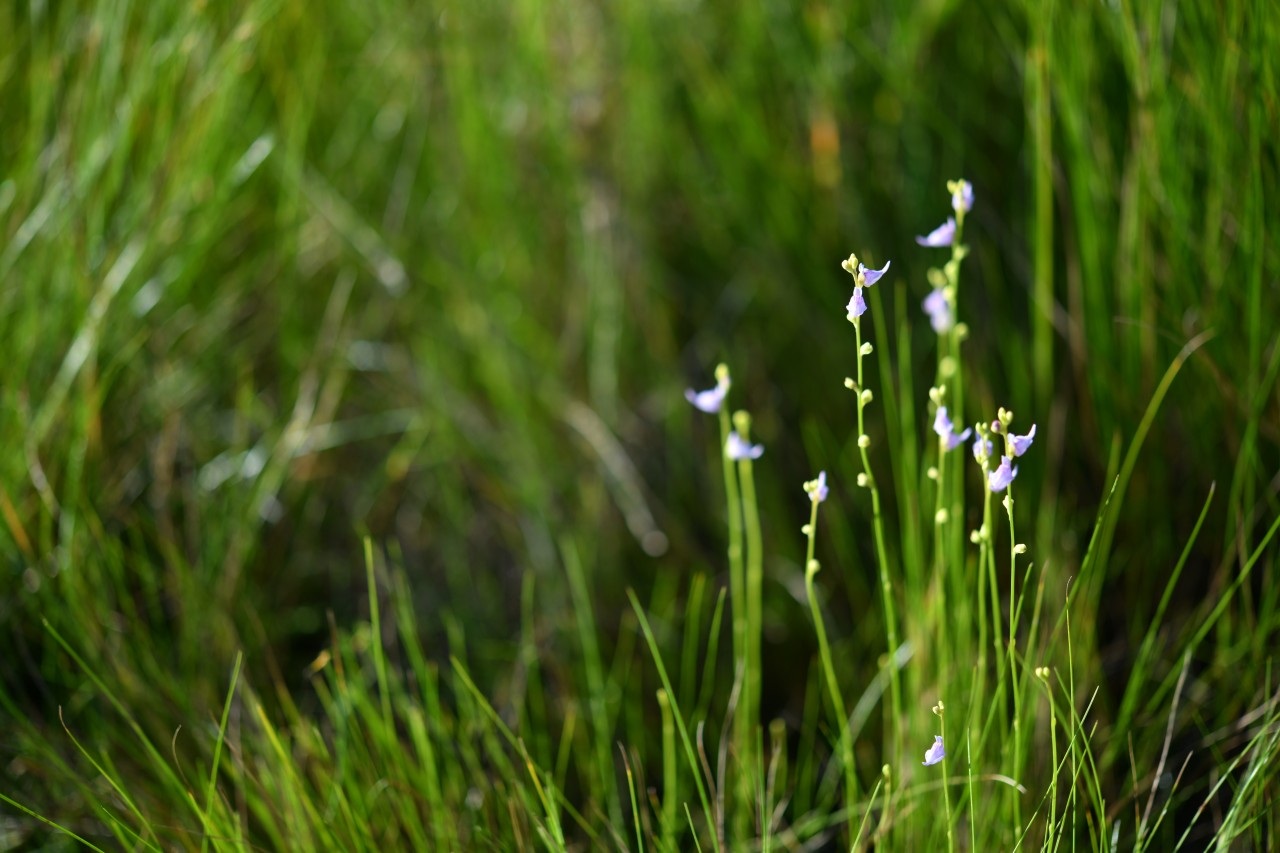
2, 0, 1278, 849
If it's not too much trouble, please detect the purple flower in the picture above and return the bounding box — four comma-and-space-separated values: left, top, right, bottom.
685, 378, 729, 413
810, 471, 828, 502
933, 406, 972, 451
922, 735, 946, 767
988, 455, 1018, 492
922, 287, 953, 333
972, 436, 994, 464
916, 217, 956, 248
846, 287, 867, 319
952, 180, 974, 215
1009, 424, 1037, 457
859, 259, 891, 287
726, 431, 764, 461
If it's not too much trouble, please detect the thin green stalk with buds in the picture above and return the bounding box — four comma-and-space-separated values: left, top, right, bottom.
841, 252, 905, 773
801, 471, 859, 836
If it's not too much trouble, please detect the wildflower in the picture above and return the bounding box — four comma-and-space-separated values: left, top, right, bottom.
988, 455, 1018, 492
972, 436, 993, 464
685, 379, 728, 413
726, 431, 764, 461
922, 735, 946, 766
846, 288, 867, 320
806, 471, 829, 503
922, 287, 953, 333
915, 217, 956, 248
841, 254, 891, 287
933, 406, 971, 451
949, 179, 974, 215
1009, 424, 1037, 457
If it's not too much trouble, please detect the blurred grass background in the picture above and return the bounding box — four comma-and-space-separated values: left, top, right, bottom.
1, 0, 1278, 848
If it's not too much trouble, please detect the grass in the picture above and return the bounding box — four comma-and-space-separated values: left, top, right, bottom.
2, 0, 1279, 849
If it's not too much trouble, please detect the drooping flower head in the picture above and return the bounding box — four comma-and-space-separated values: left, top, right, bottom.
988, 455, 1018, 492
949, 179, 974, 216
805, 471, 829, 503
922, 735, 946, 766
933, 406, 972, 451
1009, 424, 1037, 457
916, 217, 956, 248
922, 287, 954, 333
726, 431, 764, 461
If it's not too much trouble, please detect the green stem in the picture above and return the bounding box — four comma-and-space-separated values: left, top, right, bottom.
717, 404, 750, 799
853, 317, 904, 774
802, 497, 858, 831
1004, 485, 1022, 831
739, 445, 764, 769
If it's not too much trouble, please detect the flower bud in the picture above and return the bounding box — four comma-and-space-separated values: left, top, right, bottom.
858, 434, 871, 448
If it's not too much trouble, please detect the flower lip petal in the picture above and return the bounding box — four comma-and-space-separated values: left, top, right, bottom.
860, 259, 891, 287
685, 383, 726, 413
988, 455, 1018, 492
847, 287, 867, 319
726, 431, 764, 461
1010, 423, 1037, 457
922, 735, 946, 766
915, 217, 956, 248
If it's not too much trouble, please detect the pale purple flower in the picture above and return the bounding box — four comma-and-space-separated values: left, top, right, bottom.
973, 436, 994, 464
951, 179, 974, 215
933, 406, 972, 451
726, 431, 764, 461
988, 455, 1018, 492
922, 288, 953, 333
859, 259, 891, 287
922, 735, 946, 766
846, 287, 867, 319
685, 378, 729, 413
915, 217, 956, 248
811, 471, 828, 502
1009, 424, 1037, 457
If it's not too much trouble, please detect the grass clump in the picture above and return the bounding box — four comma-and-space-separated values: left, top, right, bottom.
2, 0, 1279, 850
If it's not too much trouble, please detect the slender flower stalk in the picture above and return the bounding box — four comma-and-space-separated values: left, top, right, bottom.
690, 363, 753, 818
734, 410, 765, 778
840, 253, 904, 770
801, 473, 859, 831
920, 181, 975, 741
929, 702, 954, 853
